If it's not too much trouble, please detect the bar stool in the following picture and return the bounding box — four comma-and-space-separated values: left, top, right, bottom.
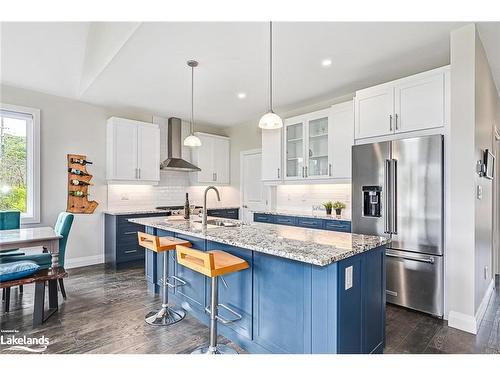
137, 232, 191, 326
176, 245, 249, 354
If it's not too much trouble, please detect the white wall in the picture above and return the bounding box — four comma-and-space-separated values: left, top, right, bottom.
447, 24, 500, 334
0, 85, 228, 268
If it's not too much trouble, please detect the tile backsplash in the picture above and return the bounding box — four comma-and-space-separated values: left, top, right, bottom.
107, 170, 239, 210
275, 184, 351, 219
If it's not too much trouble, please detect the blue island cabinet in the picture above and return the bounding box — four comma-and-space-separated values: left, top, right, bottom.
143, 226, 385, 354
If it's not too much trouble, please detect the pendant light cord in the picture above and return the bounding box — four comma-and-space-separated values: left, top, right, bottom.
191, 65, 194, 135
269, 21, 273, 112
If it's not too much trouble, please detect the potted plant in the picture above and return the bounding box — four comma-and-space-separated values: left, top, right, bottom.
323, 201, 333, 215
332, 201, 346, 218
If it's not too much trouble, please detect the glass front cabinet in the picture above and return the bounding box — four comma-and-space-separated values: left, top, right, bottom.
284, 108, 333, 180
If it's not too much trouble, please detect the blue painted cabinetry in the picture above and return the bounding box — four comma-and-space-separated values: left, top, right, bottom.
253, 213, 351, 233
143, 226, 385, 354
207, 208, 239, 220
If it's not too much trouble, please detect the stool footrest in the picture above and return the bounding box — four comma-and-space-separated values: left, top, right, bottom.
160, 275, 187, 289
205, 303, 242, 324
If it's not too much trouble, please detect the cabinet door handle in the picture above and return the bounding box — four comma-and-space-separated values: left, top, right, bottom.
305, 166, 308, 178
302, 166, 305, 178
123, 231, 136, 235
215, 172, 217, 181
389, 115, 393, 131
124, 249, 137, 254
212, 172, 216, 181
395, 113, 399, 130
277, 168, 280, 179
138, 168, 141, 179
329, 164, 332, 176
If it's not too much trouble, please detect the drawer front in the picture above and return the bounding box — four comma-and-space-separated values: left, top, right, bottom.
117, 212, 167, 227
275, 215, 297, 226
324, 220, 351, 233
223, 209, 239, 219
116, 243, 144, 262
296, 217, 323, 229
253, 213, 275, 223
208, 209, 240, 220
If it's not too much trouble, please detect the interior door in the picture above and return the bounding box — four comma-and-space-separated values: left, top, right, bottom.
354, 85, 394, 139
113, 121, 138, 180
391, 135, 443, 255
137, 125, 160, 181
241, 150, 266, 222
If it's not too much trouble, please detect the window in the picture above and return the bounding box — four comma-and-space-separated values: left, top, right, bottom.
0, 104, 40, 224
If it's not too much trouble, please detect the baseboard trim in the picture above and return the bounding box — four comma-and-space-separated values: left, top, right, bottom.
448, 278, 495, 335
448, 311, 477, 334
65, 254, 104, 269
475, 278, 495, 328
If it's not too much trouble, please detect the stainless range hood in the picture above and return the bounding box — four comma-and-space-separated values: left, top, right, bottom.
160, 117, 201, 172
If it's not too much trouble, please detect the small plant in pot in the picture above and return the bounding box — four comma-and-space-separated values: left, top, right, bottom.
323, 201, 333, 215
332, 201, 346, 218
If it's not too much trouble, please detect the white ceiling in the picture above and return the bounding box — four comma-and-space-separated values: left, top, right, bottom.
1, 22, 499, 127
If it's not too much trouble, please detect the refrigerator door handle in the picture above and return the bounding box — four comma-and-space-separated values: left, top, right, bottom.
386, 251, 435, 264
384, 159, 391, 234
391, 159, 398, 234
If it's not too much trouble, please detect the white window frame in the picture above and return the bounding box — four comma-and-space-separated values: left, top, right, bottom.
0, 103, 40, 224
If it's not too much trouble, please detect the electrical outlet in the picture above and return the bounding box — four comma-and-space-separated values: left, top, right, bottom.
484, 266, 489, 280
477, 185, 483, 200
121, 193, 129, 201
345, 266, 353, 290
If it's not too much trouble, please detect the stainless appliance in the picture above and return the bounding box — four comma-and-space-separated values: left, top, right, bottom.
159, 117, 201, 172
352, 135, 444, 317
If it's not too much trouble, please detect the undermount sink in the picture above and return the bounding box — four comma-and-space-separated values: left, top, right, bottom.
193, 219, 241, 227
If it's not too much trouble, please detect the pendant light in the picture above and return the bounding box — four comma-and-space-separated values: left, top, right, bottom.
183, 60, 202, 147
259, 21, 283, 130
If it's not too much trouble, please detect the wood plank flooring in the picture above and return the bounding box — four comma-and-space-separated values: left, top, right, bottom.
1, 264, 499, 354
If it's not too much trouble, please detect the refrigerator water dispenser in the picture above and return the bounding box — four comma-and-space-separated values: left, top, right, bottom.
362, 186, 381, 217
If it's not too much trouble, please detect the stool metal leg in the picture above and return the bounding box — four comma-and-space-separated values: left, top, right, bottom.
145, 252, 185, 326
192, 276, 237, 354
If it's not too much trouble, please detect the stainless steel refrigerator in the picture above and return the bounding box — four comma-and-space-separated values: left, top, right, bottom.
352, 135, 444, 317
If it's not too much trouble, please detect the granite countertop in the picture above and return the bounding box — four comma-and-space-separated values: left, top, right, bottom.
128, 216, 389, 266
104, 206, 240, 216
252, 209, 351, 221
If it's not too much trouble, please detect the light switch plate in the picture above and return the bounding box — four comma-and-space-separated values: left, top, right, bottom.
345, 266, 353, 290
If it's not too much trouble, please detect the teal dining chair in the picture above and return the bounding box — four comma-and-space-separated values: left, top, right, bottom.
1, 212, 74, 300
0, 211, 24, 256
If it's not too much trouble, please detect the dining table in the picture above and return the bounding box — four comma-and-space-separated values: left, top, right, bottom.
0, 227, 62, 268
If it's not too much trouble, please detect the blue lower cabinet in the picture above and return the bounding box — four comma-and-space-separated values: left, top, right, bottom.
173, 233, 207, 313
253, 213, 275, 223
275, 215, 297, 226
253, 252, 312, 354
206, 241, 253, 340
324, 220, 351, 233
296, 217, 324, 229
362, 246, 385, 353
337, 255, 363, 353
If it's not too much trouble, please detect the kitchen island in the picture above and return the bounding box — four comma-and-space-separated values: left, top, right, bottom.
129, 216, 390, 354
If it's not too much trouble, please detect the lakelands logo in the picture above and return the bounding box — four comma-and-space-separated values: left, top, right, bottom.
1, 330, 49, 353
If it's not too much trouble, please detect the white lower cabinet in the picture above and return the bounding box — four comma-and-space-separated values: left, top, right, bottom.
106, 117, 160, 183
190, 132, 230, 185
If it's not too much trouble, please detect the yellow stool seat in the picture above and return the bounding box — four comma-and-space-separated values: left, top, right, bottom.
176, 245, 249, 278
137, 232, 191, 252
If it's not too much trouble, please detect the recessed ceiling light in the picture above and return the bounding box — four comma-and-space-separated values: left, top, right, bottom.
237, 92, 247, 99
321, 59, 332, 67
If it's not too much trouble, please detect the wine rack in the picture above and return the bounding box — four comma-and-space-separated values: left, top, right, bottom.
67, 153, 98, 214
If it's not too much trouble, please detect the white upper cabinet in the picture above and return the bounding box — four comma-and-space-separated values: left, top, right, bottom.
394, 70, 446, 133
106, 117, 160, 183
261, 128, 282, 181
354, 66, 449, 140
191, 132, 230, 185
354, 84, 394, 139
330, 101, 354, 179
282, 107, 350, 181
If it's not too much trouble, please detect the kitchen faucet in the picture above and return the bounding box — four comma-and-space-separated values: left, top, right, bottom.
202, 186, 221, 228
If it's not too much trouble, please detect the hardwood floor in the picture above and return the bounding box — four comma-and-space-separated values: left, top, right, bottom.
1, 265, 499, 354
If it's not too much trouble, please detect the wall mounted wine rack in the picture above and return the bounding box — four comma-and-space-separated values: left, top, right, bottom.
67, 153, 98, 214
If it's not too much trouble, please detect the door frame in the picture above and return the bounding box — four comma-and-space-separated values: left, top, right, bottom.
240, 148, 264, 221
493, 126, 500, 276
